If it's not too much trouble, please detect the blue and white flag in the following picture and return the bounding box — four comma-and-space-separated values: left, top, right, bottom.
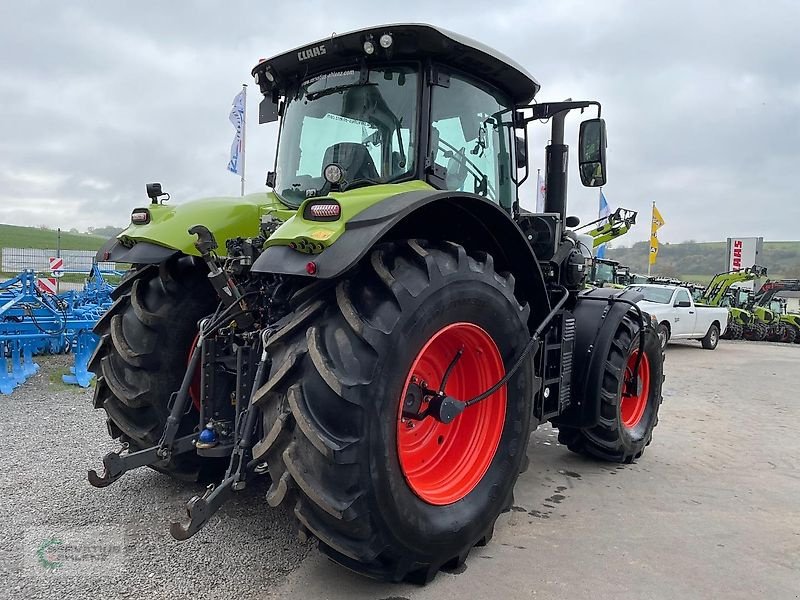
596, 190, 611, 258
227, 90, 245, 175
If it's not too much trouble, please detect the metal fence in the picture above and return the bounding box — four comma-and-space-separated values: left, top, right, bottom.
1, 248, 119, 292
1, 248, 116, 273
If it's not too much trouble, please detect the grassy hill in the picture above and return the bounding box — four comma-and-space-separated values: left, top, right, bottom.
0, 224, 107, 251
607, 241, 800, 282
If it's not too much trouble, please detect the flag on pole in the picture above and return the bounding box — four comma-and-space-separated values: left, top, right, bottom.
227, 90, 245, 175
596, 190, 611, 258
649, 203, 665, 266
535, 170, 546, 213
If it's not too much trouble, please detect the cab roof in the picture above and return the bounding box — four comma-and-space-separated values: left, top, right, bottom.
252, 23, 540, 104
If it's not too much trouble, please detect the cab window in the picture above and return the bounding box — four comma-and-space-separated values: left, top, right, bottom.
429, 71, 513, 210
675, 289, 691, 306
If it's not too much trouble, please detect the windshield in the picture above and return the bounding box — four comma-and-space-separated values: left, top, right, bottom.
628, 286, 674, 304
274, 66, 418, 206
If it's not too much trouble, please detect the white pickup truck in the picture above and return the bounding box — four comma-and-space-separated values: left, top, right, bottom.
626, 284, 729, 350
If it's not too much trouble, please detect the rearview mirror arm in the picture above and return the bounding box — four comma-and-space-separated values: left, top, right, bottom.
515, 100, 602, 125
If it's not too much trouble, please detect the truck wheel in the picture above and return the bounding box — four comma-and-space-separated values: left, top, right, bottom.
782, 324, 798, 344
89, 256, 217, 480
558, 313, 664, 463
656, 322, 670, 349
253, 240, 534, 583
701, 323, 720, 350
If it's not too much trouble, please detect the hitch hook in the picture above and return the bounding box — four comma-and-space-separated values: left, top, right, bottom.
170, 478, 234, 541
87, 443, 129, 488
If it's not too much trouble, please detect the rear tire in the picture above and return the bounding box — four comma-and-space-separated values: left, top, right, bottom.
252, 240, 534, 583
89, 256, 217, 480
557, 313, 664, 463
701, 323, 720, 350
780, 324, 797, 344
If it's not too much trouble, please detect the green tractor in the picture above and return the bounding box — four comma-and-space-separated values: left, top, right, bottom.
88, 24, 664, 583
696, 265, 766, 340
742, 291, 783, 342
720, 289, 758, 340
589, 258, 633, 288
753, 279, 800, 343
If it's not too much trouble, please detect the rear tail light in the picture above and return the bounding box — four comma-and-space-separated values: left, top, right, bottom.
304, 200, 341, 221
131, 208, 151, 224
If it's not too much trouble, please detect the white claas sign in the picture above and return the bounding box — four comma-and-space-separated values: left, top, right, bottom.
726, 237, 764, 288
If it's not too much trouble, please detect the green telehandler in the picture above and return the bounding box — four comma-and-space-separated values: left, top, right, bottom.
696, 265, 767, 340
752, 279, 800, 343
86, 24, 664, 583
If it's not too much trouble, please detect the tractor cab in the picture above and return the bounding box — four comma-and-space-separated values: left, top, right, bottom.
252, 24, 605, 216
590, 258, 620, 287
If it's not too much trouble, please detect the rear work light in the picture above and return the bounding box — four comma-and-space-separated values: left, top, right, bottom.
304, 200, 341, 222
131, 208, 151, 224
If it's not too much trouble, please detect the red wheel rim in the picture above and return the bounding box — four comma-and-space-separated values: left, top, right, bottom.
620, 349, 651, 429
397, 322, 506, 505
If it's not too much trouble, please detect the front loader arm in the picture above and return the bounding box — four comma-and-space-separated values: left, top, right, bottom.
699, 265, 767, 306
579, 208, 638, 249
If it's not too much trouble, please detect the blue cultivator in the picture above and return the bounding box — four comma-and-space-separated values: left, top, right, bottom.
0, 266, 117, 394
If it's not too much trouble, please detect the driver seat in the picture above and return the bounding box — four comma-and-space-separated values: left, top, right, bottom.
321, 142, 380, 182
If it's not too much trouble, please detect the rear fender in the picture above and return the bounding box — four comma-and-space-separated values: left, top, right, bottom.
252, 189, 551, 326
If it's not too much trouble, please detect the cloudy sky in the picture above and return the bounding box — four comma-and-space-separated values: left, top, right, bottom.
1, 1, 798, 244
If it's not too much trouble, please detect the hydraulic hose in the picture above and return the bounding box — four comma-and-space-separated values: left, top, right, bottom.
464, 286, 570, 407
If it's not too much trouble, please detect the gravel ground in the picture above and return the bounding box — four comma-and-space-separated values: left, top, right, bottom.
1, 341, 798, 599
0, 354, 310, 600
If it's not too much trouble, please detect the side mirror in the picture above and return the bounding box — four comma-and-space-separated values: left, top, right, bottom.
259, 97, 279, 124
515, 134, 527, 169
578, 118, 607, 187
675, 300, 692, 308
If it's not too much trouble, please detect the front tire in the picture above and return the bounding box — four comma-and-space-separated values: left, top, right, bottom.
252, 240, 534, 583
558, 313, 664, 463
780, 324, 797, 344
744, 322, 767, 341
657, 322, 670, 349
722, 321, 742, 340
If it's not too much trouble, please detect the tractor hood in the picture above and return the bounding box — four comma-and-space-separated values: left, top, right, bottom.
101, 193, 294, 261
